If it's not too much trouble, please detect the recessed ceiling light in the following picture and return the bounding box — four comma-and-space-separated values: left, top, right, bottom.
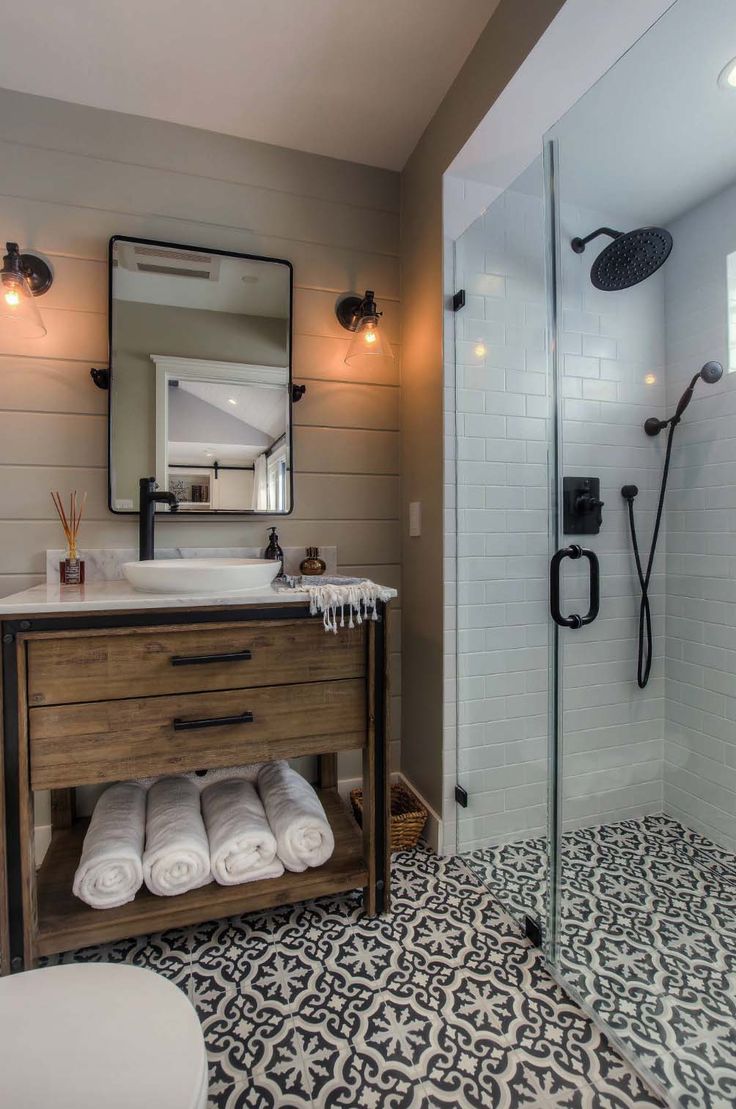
227, 397, 238, 405
718, 56, 736, 89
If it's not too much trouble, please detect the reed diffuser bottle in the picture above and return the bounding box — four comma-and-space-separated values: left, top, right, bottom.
51, 490, 87, 584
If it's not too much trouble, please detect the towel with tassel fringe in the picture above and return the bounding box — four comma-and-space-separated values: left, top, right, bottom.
277, 576, 394, 633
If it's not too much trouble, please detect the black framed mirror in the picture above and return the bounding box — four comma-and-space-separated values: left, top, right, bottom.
107, 236, 293, 515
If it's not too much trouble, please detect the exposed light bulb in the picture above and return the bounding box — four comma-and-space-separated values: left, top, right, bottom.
474, 342, 487, 358
4, 289, 20, 307
644, 373, 656, 385
341, 292, 394, 366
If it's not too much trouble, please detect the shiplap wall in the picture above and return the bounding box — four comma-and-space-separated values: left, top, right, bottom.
0, 88, 402, 774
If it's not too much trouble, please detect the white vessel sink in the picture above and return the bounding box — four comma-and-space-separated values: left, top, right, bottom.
123, 558, 281, 595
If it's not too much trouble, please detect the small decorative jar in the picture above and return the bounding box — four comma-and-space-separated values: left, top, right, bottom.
300, 547, 326, 576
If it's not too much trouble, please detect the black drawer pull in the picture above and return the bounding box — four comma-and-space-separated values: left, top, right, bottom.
170, 649, 252, 667
173, 711, 254, 731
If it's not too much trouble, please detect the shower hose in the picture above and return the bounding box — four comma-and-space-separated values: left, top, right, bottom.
625, 420, 677, 689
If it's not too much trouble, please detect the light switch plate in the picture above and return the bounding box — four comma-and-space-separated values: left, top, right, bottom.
409, 501, 422, 537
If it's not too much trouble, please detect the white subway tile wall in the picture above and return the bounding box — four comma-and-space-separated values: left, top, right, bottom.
448, 159, 670, 853
664, 181, 736, 854
450, 162, 552, 853
558, 201, 667, 835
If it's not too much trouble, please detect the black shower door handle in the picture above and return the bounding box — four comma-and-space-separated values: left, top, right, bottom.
550, 545, 600, 629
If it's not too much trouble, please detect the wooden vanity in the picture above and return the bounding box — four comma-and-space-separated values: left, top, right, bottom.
0, 591, 391, 972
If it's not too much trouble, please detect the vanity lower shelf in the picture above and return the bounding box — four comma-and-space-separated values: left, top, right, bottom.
36, 788, 366, 957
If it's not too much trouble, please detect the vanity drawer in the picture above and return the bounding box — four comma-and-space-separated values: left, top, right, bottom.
29, 678, 367, 789
26, 619, 366, 706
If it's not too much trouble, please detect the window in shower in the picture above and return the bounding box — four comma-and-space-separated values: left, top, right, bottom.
727, 250, 736, 371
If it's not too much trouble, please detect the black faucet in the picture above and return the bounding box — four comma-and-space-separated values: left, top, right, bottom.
139, 477, 178, 560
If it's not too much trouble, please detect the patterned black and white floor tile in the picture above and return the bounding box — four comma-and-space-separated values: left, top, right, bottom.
44, 842, 666, 1108
468, 814, 736, 1109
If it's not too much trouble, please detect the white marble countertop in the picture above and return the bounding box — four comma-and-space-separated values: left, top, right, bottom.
0, 578, 397, 616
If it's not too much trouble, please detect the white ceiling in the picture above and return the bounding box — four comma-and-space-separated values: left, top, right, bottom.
0, 0, 497, 170
114, 245, 290, 318
179, 381, 286, 440
547, 0, 736, 226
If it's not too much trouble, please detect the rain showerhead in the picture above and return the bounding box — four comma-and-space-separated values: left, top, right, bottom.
571, 226, 673, 290
644, 361, 724, 436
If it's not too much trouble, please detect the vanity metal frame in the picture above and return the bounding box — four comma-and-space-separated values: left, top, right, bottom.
106, 234, 295, 517
1, 602, 388, 973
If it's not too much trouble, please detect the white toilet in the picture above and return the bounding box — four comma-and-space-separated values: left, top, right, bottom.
0, 962, 208, 1109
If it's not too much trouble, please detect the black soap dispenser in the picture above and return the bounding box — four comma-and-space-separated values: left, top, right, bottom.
264, 526, 284, 565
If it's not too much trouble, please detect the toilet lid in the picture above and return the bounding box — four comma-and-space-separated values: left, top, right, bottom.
0, 962, 208, 1109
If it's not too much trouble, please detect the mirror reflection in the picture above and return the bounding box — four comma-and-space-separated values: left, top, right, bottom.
109, 237, 292, 514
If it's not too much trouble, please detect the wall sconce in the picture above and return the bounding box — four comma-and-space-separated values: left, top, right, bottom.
0, 242, 53, 339
335, 289, 394, 364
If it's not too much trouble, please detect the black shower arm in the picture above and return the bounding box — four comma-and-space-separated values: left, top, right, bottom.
571, 227, 622, 254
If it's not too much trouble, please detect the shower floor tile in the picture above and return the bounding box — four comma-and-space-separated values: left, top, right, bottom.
467, 814, 736, 1108
42, 842, 665, 1108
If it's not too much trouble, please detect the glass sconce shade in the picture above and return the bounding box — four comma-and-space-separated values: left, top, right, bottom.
345, 311, 394, 363
0, 269, 47, 338
0, 242, 53, 339
336, 289, 394, 366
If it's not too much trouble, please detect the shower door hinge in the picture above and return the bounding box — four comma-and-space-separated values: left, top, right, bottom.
455, 784, 468, 807
524, 915, 542, 948
452, 289, 466, 312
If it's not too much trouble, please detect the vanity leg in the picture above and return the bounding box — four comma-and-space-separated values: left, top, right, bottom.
2, 633, 37, 971
51, 789, 76, 830
318, 754, 337, 791
362, 605, 390, 916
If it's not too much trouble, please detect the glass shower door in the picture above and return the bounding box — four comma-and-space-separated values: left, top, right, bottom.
453, 153, 559, 941
545, 4, 736, 1098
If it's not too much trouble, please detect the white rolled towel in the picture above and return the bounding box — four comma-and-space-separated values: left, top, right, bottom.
143, 776, 212, 896
257, 762, 335, 872
190, 764, 263, 790
136, 763, 263, 792
202, 778, 284, 886
73, 782, 145, 909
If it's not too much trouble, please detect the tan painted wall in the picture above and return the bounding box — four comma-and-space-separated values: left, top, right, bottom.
0, 87, 402, 772
399, 0, 565, 814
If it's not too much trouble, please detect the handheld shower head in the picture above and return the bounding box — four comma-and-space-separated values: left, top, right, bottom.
644, 361, 724, 435
700, 360, 723, 385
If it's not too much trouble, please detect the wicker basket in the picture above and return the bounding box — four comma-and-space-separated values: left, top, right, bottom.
350, 783, 428, 852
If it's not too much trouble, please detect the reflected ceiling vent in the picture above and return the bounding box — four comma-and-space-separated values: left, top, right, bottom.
115, 242, 221, 281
